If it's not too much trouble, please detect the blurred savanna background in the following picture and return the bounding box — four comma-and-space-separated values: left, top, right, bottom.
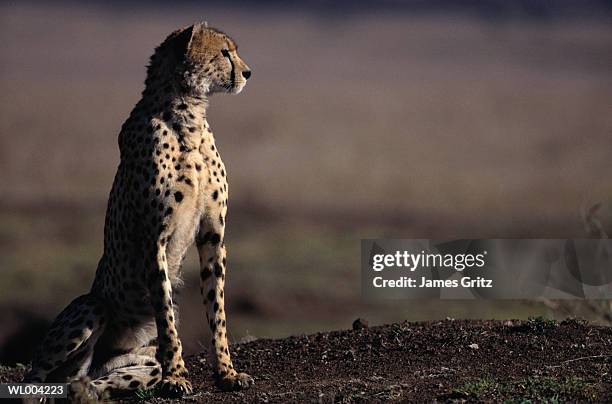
1, 0, 612, 365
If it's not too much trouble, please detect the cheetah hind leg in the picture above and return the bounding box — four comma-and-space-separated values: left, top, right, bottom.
23, 294, 107, 384
72, 348, 162, 401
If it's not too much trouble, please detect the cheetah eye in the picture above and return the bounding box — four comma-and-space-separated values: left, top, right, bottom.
221, 49, 230, 57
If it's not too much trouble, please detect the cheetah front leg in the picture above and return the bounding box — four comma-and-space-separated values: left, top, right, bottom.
197, 222, 254, 391
147, 241, 192, 397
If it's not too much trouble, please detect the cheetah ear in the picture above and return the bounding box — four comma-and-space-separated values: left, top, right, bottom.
185, 22, 207, 56
169, 25, 195, 60
168, 23, 202, 60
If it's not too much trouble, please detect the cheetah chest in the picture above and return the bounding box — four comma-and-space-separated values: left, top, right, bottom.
176, 132, 228, 218
163, 132, 228, 279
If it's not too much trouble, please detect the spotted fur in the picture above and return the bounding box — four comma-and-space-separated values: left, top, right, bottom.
23, 22, 253, 400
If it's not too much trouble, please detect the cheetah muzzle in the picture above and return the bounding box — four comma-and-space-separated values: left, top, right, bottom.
23, 22, 253, 399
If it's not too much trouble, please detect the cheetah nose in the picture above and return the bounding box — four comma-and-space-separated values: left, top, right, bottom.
242, 70, 251, 80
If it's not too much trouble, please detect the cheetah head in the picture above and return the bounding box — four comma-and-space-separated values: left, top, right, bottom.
156, 23, 251, 97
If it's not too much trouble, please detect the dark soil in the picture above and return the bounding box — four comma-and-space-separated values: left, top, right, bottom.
1, 319, 610, 403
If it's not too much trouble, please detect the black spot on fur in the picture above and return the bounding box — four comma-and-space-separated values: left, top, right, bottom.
210, 233, 221, 245
214, 263, 223, 277
196, 231, 212, 246
201, 270, 212, 281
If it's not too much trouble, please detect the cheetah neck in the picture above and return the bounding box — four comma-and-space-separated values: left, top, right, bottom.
154, 94, 211, 152
145, 47, 209, 101
141, 88, 214, 151
142, 48, 215, 151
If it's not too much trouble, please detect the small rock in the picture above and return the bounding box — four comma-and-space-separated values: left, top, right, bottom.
353, 318, 369, 330
468, 343, 479, 350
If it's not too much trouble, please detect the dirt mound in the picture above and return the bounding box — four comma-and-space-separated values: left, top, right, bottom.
2, 319, 610, 402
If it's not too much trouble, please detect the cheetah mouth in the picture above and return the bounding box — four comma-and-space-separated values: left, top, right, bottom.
223, 80, 246, 94
233, 81, 246, 94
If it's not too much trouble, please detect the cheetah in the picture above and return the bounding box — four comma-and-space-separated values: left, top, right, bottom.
23, 22, 253, 400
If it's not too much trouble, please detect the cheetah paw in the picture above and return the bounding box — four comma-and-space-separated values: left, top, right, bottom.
216, 372, 254, 391
158, 375, 193, 398
68, 377, 100, 403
